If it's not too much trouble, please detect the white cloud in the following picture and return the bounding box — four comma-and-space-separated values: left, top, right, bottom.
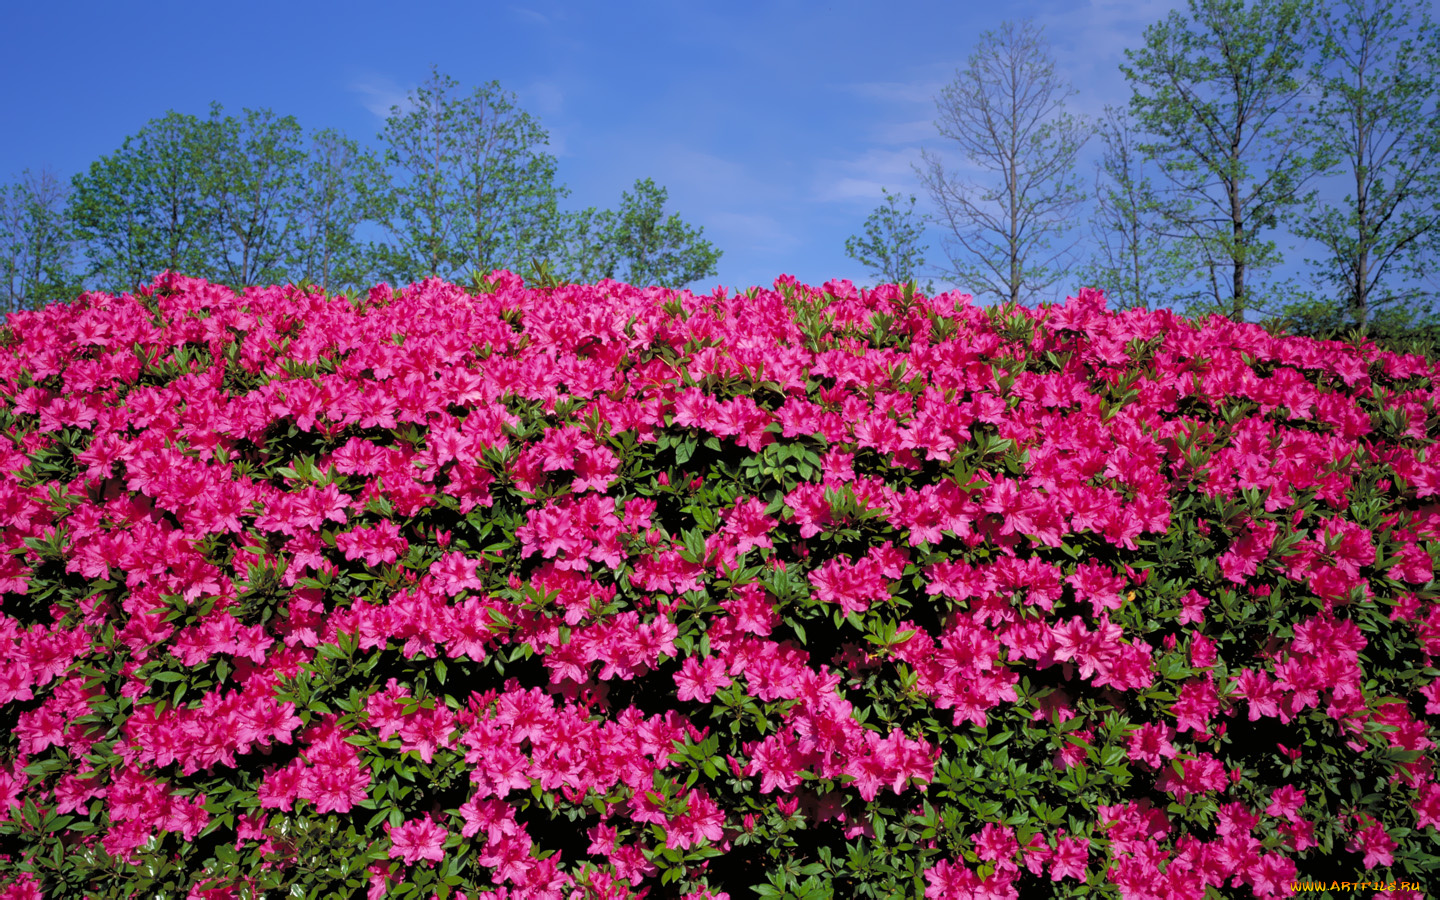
1038, 0, 1192, 120
838, 79, 944, 106
871, 117, 936, 145
508, 6, 550, 26
350, 75, 413, 120
639, 145, 779, 210
703, 211, 802, 254
519, 80, 565, 118
585, 143, 804, 255
814, 177, 890, 203
809, 147, 932, 206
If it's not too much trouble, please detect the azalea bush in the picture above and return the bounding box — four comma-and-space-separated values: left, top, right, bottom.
0, 270, 1437, 899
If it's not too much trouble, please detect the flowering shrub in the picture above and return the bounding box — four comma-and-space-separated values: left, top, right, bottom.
0, 270, 1437, 899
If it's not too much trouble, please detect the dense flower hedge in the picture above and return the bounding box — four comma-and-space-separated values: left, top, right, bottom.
0, 271, 1437, 899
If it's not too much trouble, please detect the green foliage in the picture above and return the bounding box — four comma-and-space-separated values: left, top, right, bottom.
1121, 0, 1324, 322
1290, 0, 1440, 333
844, 188, 933, 294
372, 66, 569, 284
34, 74, 720, 304
1078, 107, 1200, 312
210, 107, 310, 288
69, 105, 231, 292
67, 104, 379, 296
1268, 296, 1440, 360
0, 168, 80, 315
559, 178, 721, 289
294, 128, 389, 294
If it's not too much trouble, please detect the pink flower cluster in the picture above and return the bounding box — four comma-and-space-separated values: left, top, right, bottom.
0, 271, 1435, 898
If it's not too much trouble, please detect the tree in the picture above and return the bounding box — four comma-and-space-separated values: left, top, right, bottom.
1289, 0, 1440, 334
1079, 107, 1200, 311
605, 178, 719, 289
915, 19, 1090, 306
69, 106, 229, 292
844, 188, 933, 292
374, 67, 569, 284
0, 169, 80, 314
210, 108, 308, 289
556, 206, 614, 285
1121, 0, 1322, 322
294, 129, 388, 293
557, 179, 721, 289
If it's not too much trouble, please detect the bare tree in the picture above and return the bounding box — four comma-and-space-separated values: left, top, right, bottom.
915, 19, 1091, 306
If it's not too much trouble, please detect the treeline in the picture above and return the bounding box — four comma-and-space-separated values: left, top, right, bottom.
844, 0, 1440, 352
0, 68, 722, 312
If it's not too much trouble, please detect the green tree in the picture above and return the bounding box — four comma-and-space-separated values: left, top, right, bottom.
614, 178, 720, 289
0, 168, 81, 314
69, 105, 229, 292
844, 188, 933, 293
1079, 107, 1200, 311
1287, 0, 1440, 335
1121, 0, 1323, 322
294, 128, 388, 293
374, 67, 568, 283
915, 19, 1091, 306
556, 179, 721, 289
211, 108, 309, 288
556, 205, 614, 285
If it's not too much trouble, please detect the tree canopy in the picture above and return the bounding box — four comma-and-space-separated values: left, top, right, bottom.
372, 68, 569, 284
560, 178, 721, 289
5, 69, 723, 309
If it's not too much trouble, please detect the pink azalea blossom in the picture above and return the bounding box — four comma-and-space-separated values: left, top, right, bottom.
1347, 814, 1396, 868
675, 655, 732, 702
386, 817, 448, 866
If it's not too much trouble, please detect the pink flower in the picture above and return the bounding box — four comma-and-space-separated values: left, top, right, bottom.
1066, 559, 1128, 616
1049, 833, 1089, 881
972, 822, 1018, 871
398, 705, 457, 763
0, 872, 43, 900
719, 496, 778, 555
159, 793, 210, 842
1126, 722, 1178, 768
367, 860, 396, 900
52, 770, 105, 815
1189, 632, 1217, 669
809, 543, 907, 617
721, 583, 779, 635
923, 858, 978, 899
1415, 781, 1440, 831
1265, 785, 1305, 822
666, 788, 726, 850
335, 519, 408, 567
1347, 815, 1396, 868
747, 731, 806, 794
386, 817, 448, 866
675, 656, 732, 703
301, 760, 370, 814
1247, 852, 1297, 898
1178, 589, 1209, 625
1171, 673, 1221, 734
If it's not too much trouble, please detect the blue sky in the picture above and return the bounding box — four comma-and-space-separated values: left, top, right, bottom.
3, 0, 1437, 310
